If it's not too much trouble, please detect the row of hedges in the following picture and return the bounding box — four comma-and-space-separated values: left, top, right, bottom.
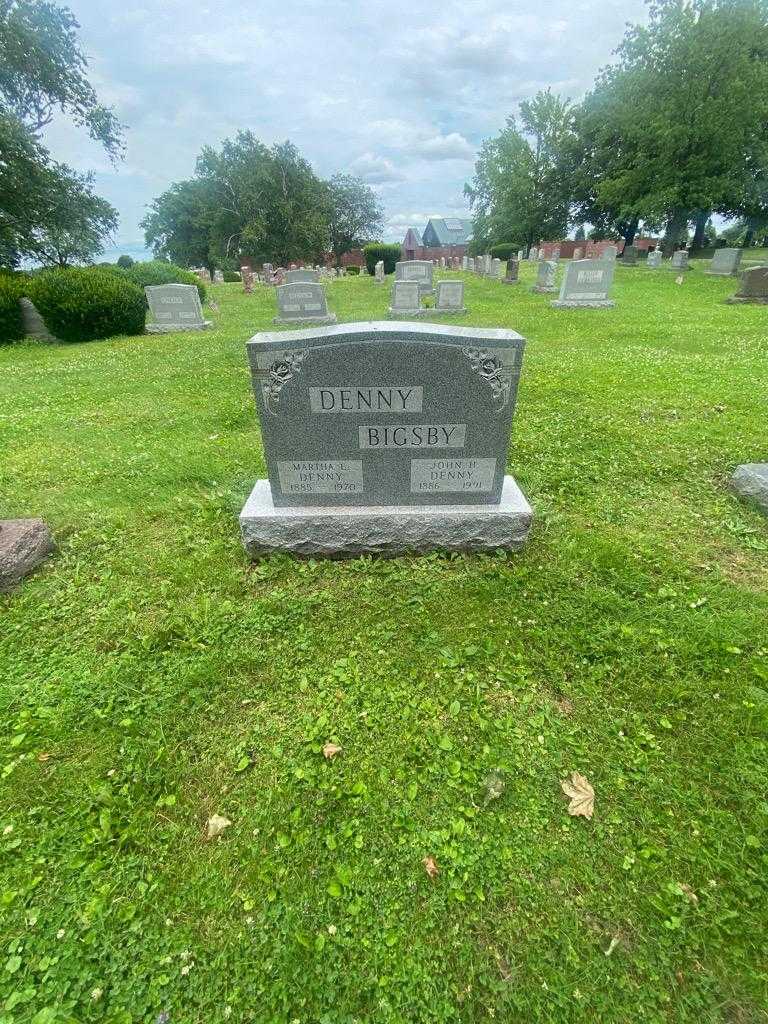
0, 272, 29, 343
1, 260, 209, 345
489, 244, 519, 260
363, 243, 401, 275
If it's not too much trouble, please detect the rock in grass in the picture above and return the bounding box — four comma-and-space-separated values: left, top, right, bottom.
0, 519, 56, 593
730, 464, 768, 516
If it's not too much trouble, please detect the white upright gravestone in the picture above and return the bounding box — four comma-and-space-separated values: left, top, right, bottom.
239, 322, 532, 557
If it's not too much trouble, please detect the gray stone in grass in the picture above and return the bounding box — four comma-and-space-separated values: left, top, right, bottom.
725, 265, 768, 304
20, 298, 61, 342
284, 269, 320, 284
388, 280, 425, 317
706, 248, 742, 276
394, 260, 434, 297
0, 519, 56, 593
145, 284, 211, 333
621, 244, 638, 266
503, 259, 519, 284
434, 280, 467, 315
550, 258, 615, 308
274, 282, 336, 325
670, 250, 690, 271
646, 250, 662, 269
730, 464, 768, 515
532, 260, 558, 293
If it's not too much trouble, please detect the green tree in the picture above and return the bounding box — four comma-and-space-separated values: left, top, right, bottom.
572, 0, 768, 254
325, 174, 383, 267
27, 167, 117, 266
142, 179, 216, 272
0, 0, 124, 159
464, 89, 573, 250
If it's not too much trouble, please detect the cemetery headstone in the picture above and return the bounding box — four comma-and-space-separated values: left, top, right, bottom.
20, 298, 60, 342
145, 284, 211, 333
213, 270, 224, 283
730, 464, 768, 516
706, 248, 743, 276
274, 282, 336, 325
462, 256, 468, 270
503, 259, 519, 284
434, 280, 467, 315
602, 245, 617, 262
485, 255, 493, 275
551, 258, 615, 308
440, 257, 446, 269
467, 257, 475, 272
374, 260, 385, 284
491, 258, 503, 280
285, 269, 320, 284
395, 260, 434, 297
0, 519, 56, 593
670, 250, 690, 271
621, 245, 638, 266
725, 265, 768, 303
551, 248, 561, 262
389, 281, 424, 317
517, 249, 524, 261
239, 321, 532, 557
646, 250, 662, 269
241, 266, 254, 294
529, 246, 538, 261
195, 268, 212, 284
532, 260, 558, 293
573, 247, 583, 261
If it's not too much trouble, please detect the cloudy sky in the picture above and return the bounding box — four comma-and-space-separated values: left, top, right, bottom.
44, 0, 649, 258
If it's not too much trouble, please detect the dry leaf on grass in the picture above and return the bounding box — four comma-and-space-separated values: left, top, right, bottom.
322, 743, 342, 760
675, 274, 684, 285
556, 697, 574, 716
37, 752, 53, 763
422, 855, 439, 879
560, 772, 595, 819
206, 814, 232, 839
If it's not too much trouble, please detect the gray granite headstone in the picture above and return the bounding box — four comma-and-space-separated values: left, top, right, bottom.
467, 257, 475, 272
395, 260, 434, 297
573, 247, 583, 261
551, 258, 615, 308
647, 250, 662, 269
239, 321, 532, 556
491, 258, 503, 280
532, 260, 558, 293
706, 248, 742, 276
725, 265, 768, 303
622, 245, 638, 266
503, 259, 519, 284
285, 269, 320, 284
374, 260, 385, 284
213, 270, 224, 283
529, 246, 538, 261
516, 249, 524, 262
434, 280, 467, 315
671, 250, 690, 271
730, 464, 768, 515
274, 282, 336, 325
462, 256, 468, 270
389, 281, 423, 317
145, 284, 211, 333
602, 245, 617, 262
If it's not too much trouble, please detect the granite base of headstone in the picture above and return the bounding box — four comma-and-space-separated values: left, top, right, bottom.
0, 519, 56, 593
730, 464, 768, 515
239, 321, 533, 558
725, 266, 768, 303
145, 284, 211, 333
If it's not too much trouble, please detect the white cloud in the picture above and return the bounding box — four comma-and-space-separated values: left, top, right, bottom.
415, 132, 475, 161
350, 153, 405, 184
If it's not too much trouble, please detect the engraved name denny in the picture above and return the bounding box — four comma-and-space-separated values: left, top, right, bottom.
309, 386, 423, 413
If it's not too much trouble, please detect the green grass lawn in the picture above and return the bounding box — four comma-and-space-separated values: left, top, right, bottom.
1, 264, 767, 1024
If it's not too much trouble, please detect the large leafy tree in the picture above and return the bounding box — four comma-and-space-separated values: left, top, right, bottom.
325, 174, 383, 267
464, 89, 573, 250
142, 179, 217, 271
571, 0, 768, 253
0, 0, 123, 158
26, 168, 117, 266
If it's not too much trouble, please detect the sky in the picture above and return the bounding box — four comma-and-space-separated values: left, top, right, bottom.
43, 0, 650, 260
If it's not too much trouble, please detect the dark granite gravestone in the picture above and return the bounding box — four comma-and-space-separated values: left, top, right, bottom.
532, 260, 557, 293
274, 282, 336, 325
503, 259, 519, 284
622, 245, 638, 266
725, 265, 768, 304
239, 322, 532, 556
551, 258, 615, 308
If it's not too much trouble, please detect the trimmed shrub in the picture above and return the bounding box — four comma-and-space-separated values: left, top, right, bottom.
29, 268, 146, 343
489, 244, 519, 261
116, 254, 135, 269
0, 273, 27, 344
345, 265, 360, 276
363, 243, 401, 276
124, 260, 206, 303
222, 270, 241, 283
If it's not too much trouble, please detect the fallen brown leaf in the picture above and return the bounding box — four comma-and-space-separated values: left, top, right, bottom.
322, 743, 342, 760
556, 697, 574, 716
37, 753, 52, 763
422, 855, 439, 879
679, 883, 698, 904
206, 814, 232, 839
560, 771, 595, 819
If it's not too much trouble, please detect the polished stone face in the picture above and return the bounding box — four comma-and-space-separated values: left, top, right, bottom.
246, 322, 526, 508
647, 251, 662, 268
146, 284, 204, 326
671, 250, 689, 269
395, 260, 434, 296
284, 269, 320, 284
730, 265, 768, 300
390, 281, 421, 311
708, 248, 742, 275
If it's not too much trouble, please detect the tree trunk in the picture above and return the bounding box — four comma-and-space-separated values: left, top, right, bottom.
663, 208, 688, 257
743, 226, 755, 248
691, 210, 709, 251
623, 218, 639, 246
